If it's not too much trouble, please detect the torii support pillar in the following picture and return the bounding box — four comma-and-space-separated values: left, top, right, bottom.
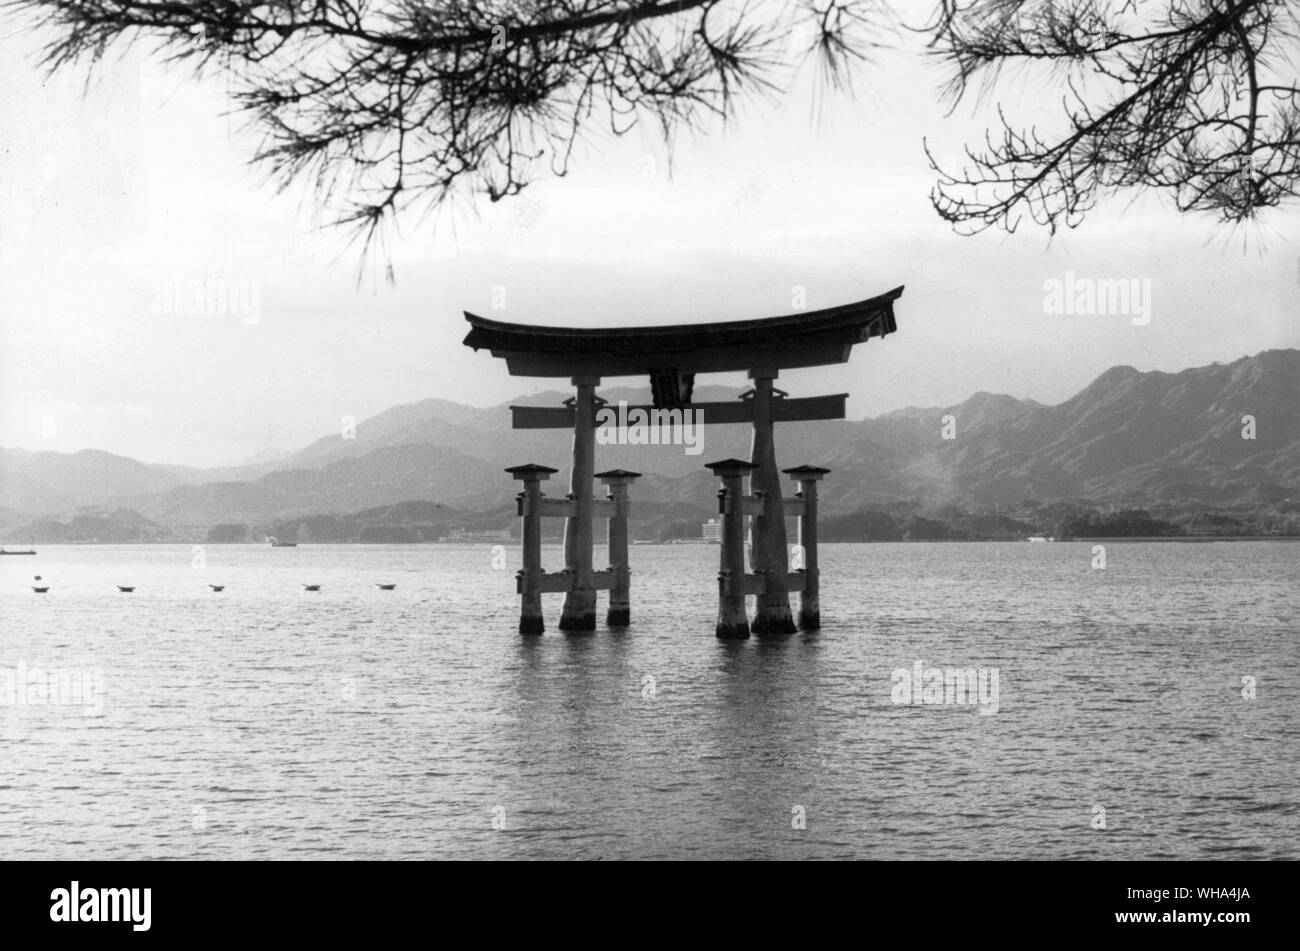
597, 469, 640, 627
507, 463, 558, 634
706, 459, 755, 639
784, 465, 829, 630
559, 376, 600, 631
748, 369, 798, 635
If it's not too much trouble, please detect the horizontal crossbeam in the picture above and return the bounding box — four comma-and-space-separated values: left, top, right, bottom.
518, 570, 617, 595
741, 496, 806, 518
717, 571, 807, 597
517, 497, 619, 519
463, 286, 902, 378
510, 394, 847, 430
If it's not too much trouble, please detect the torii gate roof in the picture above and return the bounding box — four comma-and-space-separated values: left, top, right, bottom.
462, 285, 903, 378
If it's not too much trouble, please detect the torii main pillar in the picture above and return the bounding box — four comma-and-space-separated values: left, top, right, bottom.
559, 376, 600, 631
747, 369, 797, 634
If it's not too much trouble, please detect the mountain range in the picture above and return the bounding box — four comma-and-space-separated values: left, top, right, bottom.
2, 349, 1296, 541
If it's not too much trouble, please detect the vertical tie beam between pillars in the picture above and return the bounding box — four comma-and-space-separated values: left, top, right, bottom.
747, 370, 798, 634
560, 376, 600, 631
507, 463, 558, 635
597, 469, 640, 627
705, 459, 755, 639
784, 465, 830, 631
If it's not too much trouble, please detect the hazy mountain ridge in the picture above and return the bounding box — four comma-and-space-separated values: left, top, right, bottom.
2, 350, 1296, 537
0, 448, 193, 515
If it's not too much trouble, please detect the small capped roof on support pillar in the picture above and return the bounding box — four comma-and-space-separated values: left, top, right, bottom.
594, 468, 642, 479
505, 463, 559, 477
782, 464, 832, 478
463, 286, 903, 378
704, 458, 758, 471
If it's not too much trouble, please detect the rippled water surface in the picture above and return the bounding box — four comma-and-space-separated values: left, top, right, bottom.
1, 542, 1296, 859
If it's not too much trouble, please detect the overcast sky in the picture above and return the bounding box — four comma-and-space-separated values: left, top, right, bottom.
2, 16, 1297, 467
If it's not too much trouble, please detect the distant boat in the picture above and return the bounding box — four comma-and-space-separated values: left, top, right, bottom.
1026, 535, 1056, 542
267, 536, 298, 547
302, 584, 321, 591
0, 547, 36, 555
117, 585, 135, 593
32, 586, 49, 593
209, 584, 225, 592
376, 583, 396, 590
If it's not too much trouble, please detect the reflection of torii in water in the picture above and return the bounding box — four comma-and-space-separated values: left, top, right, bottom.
464, 285, 904, 638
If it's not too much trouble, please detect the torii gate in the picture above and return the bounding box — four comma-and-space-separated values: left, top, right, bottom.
462, 285, 904, 638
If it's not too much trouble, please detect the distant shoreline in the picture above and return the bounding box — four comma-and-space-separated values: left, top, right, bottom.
8, 536, 1299, 546
1046, 535, 1300, 543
